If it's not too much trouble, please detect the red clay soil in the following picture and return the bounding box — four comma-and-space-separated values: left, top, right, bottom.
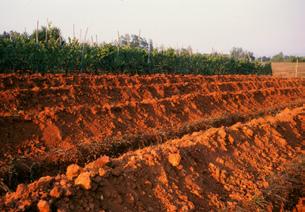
1, 105, 304, 211
1, 74, 305, 148
1, 74, 305, 191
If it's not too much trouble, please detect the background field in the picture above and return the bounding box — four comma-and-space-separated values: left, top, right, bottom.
272, 62, 305, 78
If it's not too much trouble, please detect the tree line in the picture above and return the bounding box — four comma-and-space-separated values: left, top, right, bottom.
257, 52, 305, 63
0, 24, 271, 75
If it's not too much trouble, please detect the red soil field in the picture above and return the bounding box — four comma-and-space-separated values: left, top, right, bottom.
1, 105, 304, 211
0, 73, 305, 211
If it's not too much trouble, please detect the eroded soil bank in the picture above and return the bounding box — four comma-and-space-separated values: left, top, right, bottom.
1, 74, 305, 192
1, 105, 304, 211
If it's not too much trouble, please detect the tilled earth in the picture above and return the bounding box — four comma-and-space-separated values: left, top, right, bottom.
1, 105, 304, 211
0, 74, 305, 211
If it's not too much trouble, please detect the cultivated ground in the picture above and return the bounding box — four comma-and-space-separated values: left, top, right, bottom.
0, 74, 304, 211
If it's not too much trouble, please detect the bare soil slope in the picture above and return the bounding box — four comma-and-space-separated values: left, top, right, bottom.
1, 105, 304, 211
0, 74, 305, 211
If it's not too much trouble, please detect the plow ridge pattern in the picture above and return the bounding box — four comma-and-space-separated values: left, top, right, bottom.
0, 74, 305, 208
1, 105, 304, 211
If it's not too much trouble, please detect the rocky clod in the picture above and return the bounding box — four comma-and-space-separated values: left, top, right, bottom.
75, 172, 92, 190
66, 164, 81, 181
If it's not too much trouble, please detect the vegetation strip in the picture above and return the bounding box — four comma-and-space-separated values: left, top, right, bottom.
0, 25, 271, 74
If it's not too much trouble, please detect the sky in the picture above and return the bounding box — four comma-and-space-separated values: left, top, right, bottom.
0, 0, 304, 57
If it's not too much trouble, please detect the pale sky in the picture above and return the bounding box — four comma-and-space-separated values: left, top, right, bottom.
0, 0, 304, 56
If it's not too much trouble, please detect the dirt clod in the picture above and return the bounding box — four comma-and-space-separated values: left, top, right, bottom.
66, 164, 81, 181
75, 172, 91, 190
37, 200, 51, 212
168, 153, 181, 167
50, 186, 62, 198
98, 168, 106, 177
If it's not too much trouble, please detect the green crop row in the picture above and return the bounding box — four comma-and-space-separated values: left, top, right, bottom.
0, 28, 271, 75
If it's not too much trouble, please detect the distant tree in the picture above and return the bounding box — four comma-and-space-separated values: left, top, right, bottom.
30, 23, 64, 43
271, 53, 305, 62
0, 31, 28, 40
271, 52, 284, 62
257, 56, 271, 62
230, 47, 255, 61
0, 31, 11, 40
119, 33, 131, 46
119, 34, 149, 50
